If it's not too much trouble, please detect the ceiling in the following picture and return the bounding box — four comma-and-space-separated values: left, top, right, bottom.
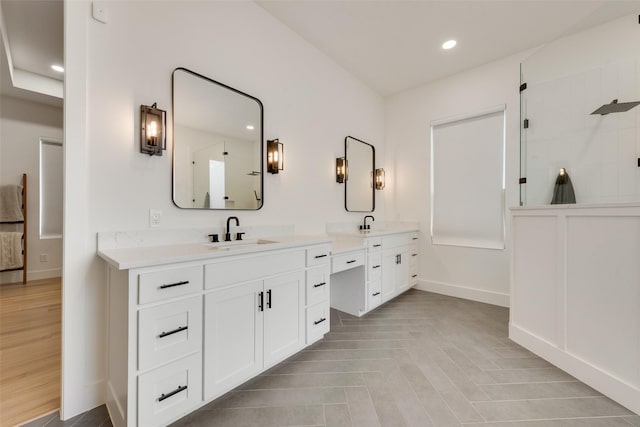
257, 1, 640, 95
0, 0, 63, 107
0, 0, 638, 106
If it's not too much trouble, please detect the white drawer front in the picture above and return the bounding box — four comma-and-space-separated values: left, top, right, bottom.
138, 353, 202, 427
368, 279, 382, 311
138, 265, 202, 305
138, 296, 202, 371
205, 250, 305, 289
306, 266, 330, 307
306, 302, 330, 344
368, 252, 382, 281
331, 250, 365, 274
366, 237, 383, 250
306, 245, 331, 267
382, 233, 411, 249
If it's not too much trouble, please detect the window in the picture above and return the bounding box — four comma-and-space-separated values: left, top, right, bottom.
430, 106, 506, 249
39, 138, 63, 239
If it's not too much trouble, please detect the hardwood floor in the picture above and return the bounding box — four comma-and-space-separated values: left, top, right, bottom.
0, 278, 61, 427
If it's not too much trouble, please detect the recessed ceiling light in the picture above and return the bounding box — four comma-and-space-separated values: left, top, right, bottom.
246, 125, 255, 130
51, 64, 64, 73
442, 40, 457, 50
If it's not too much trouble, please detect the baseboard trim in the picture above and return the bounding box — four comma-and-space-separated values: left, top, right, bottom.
414, 279, 509, 307
0, 268, 62, 284
510, 323, 640, 415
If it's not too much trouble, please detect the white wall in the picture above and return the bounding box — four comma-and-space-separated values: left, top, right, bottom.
0, 95, 63, 283
384, 51, 531, 307
63, 1, 385, 418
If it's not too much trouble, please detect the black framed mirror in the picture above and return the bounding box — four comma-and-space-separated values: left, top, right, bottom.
345, 136, 375, 212
172, 68, 263, 210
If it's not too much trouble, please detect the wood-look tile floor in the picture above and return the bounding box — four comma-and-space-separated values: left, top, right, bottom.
0, 278, 61, 427
171, 289, 639, 427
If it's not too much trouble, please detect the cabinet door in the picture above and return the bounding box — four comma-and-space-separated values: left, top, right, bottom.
382, 251, 397, 301
263, 271, 305, 368
395, 249, 410, 294
203, 281, 263, 401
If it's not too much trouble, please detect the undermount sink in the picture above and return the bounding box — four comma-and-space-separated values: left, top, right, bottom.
204, 239, 277, 251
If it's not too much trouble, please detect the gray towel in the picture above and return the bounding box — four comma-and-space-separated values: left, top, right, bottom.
0, 185, 24, 222
550, 168, 576, 204
0, 232, 23, 269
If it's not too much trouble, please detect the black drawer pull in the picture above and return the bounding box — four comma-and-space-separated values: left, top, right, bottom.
412, 254, 418, 257
314, 317, 326, 325
346, 260, 357, 264
372, 265, 381, 269
314, 254, 328, 259
159, 280, 189, 289
258, 291, 264, 312
412, 274, 418, 278
373, 244, 381, 247
158, 325, 188, 339
267, 289, 272, 309
372, 292, 381, 296
158, 385, 187, 402
313, 282, 326, 288
412, 237, 418, 240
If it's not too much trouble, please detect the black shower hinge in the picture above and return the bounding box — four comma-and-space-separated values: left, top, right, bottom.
523, 118, 529, 129
519, 178, 527, 184
519, 82, 527, 92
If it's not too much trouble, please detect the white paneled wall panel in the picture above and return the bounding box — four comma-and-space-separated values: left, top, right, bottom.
512, 215, 560, 346
566, 215, 640, 388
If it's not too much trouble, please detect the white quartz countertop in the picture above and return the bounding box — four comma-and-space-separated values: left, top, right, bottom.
98, 234, 333, 270
330, 226, 418, 238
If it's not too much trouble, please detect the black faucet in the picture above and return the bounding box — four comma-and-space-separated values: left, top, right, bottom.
225, 216, 240, 241
360, 215, 375, 230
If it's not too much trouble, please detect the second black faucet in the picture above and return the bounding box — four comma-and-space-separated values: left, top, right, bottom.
360, 215, 375, 230
225, 216, 243, 241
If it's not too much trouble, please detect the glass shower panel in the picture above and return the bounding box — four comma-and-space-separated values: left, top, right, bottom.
519, 13, 640, 206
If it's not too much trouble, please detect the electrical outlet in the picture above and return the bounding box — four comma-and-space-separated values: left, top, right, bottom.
149, 209, 162, 228
40, 254, 49, 263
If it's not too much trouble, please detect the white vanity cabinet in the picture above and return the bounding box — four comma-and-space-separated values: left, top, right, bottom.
106, 261, 205, 427
101, 239, 332, 427
203, 269, 305, 401
330, 229, 419, 317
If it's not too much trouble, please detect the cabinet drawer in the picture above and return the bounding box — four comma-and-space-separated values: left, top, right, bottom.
138, 265, 202, 305
368, 277, 382, 311
205, 250, 305, 290
366, 237, 383, 250
306, 266, 330, 306
138, 353, 202, 427
306, 245, 331, 267
382, 233, 411, 249
331, 250, 365, 274
138, 296, 202, 371
368, 252, 382, 281
306, 302, 330, 344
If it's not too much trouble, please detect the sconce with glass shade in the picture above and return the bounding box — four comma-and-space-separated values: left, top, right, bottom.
267, 139, 284, 174
374, 168, 385, 190
140, 103, 166, 156
336, 157, 347, 183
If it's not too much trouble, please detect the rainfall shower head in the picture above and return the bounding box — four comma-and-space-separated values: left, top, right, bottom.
591, 99, 640, 115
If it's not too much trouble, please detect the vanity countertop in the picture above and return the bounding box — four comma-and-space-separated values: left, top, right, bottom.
330, 226, 419, 239
98, 234, 333, 270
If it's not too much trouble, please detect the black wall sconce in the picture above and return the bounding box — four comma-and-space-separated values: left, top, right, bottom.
374, 168, 385, 190
336, 157, 347, 183
267, 139, 284, 174
140, 103, 166, 156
